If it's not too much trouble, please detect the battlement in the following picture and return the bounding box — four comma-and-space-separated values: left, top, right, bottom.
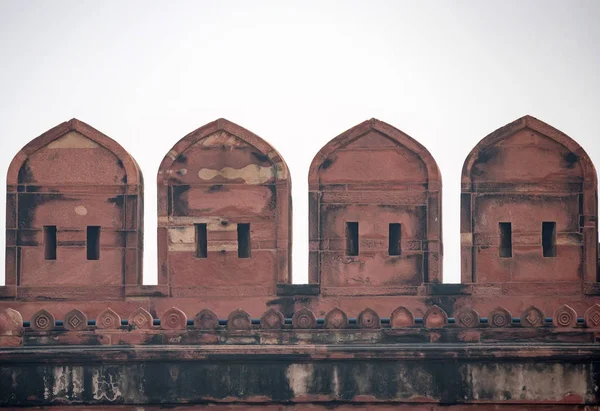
1, 116, 599, 408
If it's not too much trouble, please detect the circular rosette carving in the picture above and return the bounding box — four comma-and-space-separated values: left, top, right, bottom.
489, 307, 512, 328
292, 307, 316, 329
227, 309, 251, 331
585, 304, 600, 328
553, 304, 577, 328
64, 309, 88, 331
520, 306, 544, 328
0, 308, 23, 335
423, 305, 448, 329
358, 308, 380, 329
96, 308, 121, 330
194, 309, 219, 330
31, 309, 55, 331
260, 308, 284, 330
129, 308, 154, 331
161, 307, 187, 330
390, 306, 414, 328
325, 308, 348, 329
455, 307, 480, 328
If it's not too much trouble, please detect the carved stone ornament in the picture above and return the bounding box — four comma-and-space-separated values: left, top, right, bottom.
455, 307, 480, 328
292, 307, 316, 329
584, 304, 600, 328
0, 308, 23, 334
161, 307, 187, 330
129, 307, 154, 330
423, 305, 448, 328
520, 306, 544, 328
358, 308, 380, 329
259, 308, 284, 330
553, 304, 577, 328
96, 308, 121, 330
194, 309, 219, 330
489, 307, 512, 328
325, 308, 348, 329
64, 309, 87, 331
31, 309, 55, 331
390, 306, 414, 328
227, 309, 251, 331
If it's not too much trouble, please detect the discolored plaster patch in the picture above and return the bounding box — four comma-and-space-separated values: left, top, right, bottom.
47, 132, 100, 149
198, 163, 286, 184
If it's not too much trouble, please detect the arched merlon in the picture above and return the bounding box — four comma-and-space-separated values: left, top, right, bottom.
5, 119, 144, 292
156, 118, 292, 290
308, 118, 443, 287
460, 115, 598, 284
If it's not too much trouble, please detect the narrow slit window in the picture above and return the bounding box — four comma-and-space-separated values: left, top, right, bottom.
389, 223, 402, 256
237, 223, 251, 258
195, 223, 207, 258
542, 222, 557, 257
44, 226, 57, 260
499, 222, 512, 258
86, 226, 100, 260
346, 222, 359, 256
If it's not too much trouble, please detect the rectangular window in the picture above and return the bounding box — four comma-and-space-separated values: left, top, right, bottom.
499, 222, 512, 258
237, 223, 251, 258
542, 222, 557, 257
44, 226, 57, 260
86, 226, 100, 260
346, 222, 359, 256
195, 223, 207, 258
389, 223, 402, 256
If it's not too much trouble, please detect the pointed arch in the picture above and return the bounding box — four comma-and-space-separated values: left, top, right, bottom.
461, 115, 596, 188
308, 118, 441, 190
157, 118, 290, 187
7, 118, 141, 187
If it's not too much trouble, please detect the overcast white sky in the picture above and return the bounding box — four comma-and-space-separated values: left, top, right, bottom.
0, 1, 598, 285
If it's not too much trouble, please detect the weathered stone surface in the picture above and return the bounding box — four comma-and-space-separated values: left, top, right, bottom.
357, 307, 380, 329
96, 308, 121, 330
260, 307, 284, 330
128, 307, 154, 331
324, 307, 348, 329
308, 118, 443, 289
193, 309, 219, 330
161, 307, 187, 330
461, 115, 598, 285
1, 345, 599, 406
30, 309, 55, 331
4, 119, 144, 298
63, 309, 87, 331
227, 309, 251, 331
292, 307, 316, 329
157, 119, 292, 294
0, 115, 599, 409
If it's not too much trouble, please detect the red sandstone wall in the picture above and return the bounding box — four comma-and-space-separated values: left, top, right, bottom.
157, 119, 292, 297
308, 118, 443, 293
4, 119, 143, 298
461, 115, 598, 284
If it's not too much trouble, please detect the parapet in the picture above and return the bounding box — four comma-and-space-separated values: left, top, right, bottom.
1, 115, 599, 408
